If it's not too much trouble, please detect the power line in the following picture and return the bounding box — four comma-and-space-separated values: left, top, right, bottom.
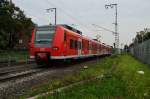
92, 24, 115, 34
44, 0, 95, 32
44, 0, 118, 44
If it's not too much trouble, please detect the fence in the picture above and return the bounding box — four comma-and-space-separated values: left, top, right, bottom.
0, 50, 32, 66
130, 39, 150, 65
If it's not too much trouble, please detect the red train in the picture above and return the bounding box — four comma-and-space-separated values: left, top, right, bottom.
29, 24, 112, 65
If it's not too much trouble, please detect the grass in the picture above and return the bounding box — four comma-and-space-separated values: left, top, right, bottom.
21, 56, 116, 98
0, 50, 28, 62
116, 54, 150, 98
39, 54, 150, 99
44, 75, 126, 99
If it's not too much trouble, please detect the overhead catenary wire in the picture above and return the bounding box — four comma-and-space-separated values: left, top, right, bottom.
92, 24, 115, 34
44, 0, 116, 43
44, 0, 96, 33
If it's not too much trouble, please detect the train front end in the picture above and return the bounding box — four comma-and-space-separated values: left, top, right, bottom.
29, 25, 56, 65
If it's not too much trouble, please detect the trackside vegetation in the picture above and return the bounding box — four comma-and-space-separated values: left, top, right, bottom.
36, 54, 150, 99
21, 56, 116, 98
0, 50, 28, 62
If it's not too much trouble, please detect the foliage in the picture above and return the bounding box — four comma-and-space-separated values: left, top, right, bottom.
0, 50, 28, 61
43, 54, 150, 99
133, 31, 150, 44
143, 32, 150, 41
0, 0, 34, 49
124, 44, 129, 52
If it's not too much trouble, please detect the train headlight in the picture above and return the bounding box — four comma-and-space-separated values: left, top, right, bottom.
40, 48, 45, 51
30, 55, 35, 59
52, 47, 59, 51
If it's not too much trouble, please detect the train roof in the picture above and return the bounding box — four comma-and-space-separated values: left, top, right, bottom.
36, 24, 111, 47
36, 25, 55, 31
61, 24, 82, 35
37, 24, 82, 35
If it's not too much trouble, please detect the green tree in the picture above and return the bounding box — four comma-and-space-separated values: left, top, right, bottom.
135, 32, 142, 43
124, 44, 129, 52
143, 32, 150, 41
0, 0, 34, 49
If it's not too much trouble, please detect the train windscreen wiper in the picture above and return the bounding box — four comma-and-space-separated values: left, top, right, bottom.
36, 39, 51, 43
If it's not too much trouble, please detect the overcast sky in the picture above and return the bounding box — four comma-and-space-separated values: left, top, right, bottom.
13, 0, 150, 47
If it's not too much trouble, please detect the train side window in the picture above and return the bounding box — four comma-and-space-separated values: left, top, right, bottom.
95, 45, 97, 50
87, 42, 89, 50
75, 40, 77, 49
89, 42, 92, 50
82, 41, 84, 50
79, 41, 82, 49
99, 44, 101, 49
77, 41, 81, 49
80, 42, 82, 49
91, 44, 93, 50
97, 44, 99, 50
93, 44, 95, 50
70, 39, 74, 49
64, 31, 67, 41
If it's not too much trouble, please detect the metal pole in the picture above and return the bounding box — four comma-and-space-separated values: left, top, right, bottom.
46, 8, 57, 25
55, 8, 57, 25
115, 4, 118, 48
114, 4, 119, 53
105, 4, 119, 54
10, 0, 12, 3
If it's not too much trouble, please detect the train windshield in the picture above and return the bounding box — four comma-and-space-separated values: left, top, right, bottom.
35, 26, 56, 47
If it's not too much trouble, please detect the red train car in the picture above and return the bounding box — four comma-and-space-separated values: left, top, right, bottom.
29, 24, 112, 65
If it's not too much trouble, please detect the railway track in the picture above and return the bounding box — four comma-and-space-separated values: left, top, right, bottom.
0, 55, 109, 99
0, 68, 43, 82
0, 63, 44, 82
0, 56, 107, 83
0, 63, 36, 74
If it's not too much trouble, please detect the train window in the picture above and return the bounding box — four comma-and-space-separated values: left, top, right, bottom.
78, 41, 82, 49
70, 39, 73, 49
80, 42, 82, 49
87, 42, 89, 50
99, 45, 101, 49
35, 26, 55, 45
75, 40, 77, 49
64, 31, 67, 41
91, 45, 92, 50
82, 41, 84, 50
95, 45, 97, 50
97, 44, 99, 50
93, 44, 95, 50
89, 42, 92, 50
70, 39, 76, 49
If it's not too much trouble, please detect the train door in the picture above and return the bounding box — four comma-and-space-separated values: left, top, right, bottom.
77, 39, 82, 56
89, 41, 92, 54
64, 31, 68, 56
97, 44, 99, 55
99, 44, 102, 55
